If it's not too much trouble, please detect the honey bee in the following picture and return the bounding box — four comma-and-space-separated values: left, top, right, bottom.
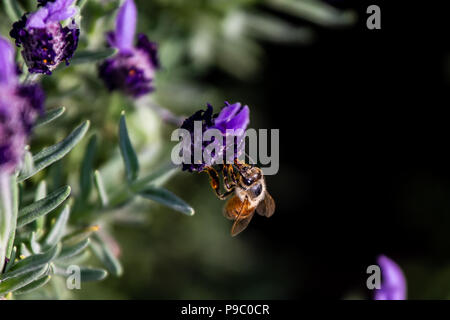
203, 159, 275, 236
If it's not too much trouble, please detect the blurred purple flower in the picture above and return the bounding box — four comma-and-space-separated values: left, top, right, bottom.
10, 0, 79, 75
374, 255, 407, 300
99, 0, 159, 98
0, 37, 44, 174
180, 102, 250, 172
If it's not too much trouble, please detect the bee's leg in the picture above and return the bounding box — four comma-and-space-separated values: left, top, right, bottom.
203, 166, 233, 200
227, 164, 238, 186
222, 164, 236, 192
233, 158, 253, 171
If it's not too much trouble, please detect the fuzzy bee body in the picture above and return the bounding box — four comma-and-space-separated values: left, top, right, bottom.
204, 160, 275, 236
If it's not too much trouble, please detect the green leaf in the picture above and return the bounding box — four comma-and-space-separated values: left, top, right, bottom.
94, 170, 109, 206
76, 0, 89, 10
42, 204, 71, 249
14, 275, 52, 295
79, 135, 97, 201
29, 232, 41, 254
80, 267, 108, 282
17, 186, 71, 228
1, 245, 60, 281
0, 265, 48, 296
20, 150, 35, 180
71, 48, 117, 65
266, 0, 356, 27
20, 242, 31, 257
57, 238, 90, 261
3, 0, 24, 22
0, 174, 18, 272
139, 186, 194, 216
62, 225, 99, 245
119, 112, 139, 182
18, 121, 90, 182
4, 246, 17, 273
90, 234, 123, 277
32, 180, 47, 233
131, 163, 178, 192
34, 107, 66, 128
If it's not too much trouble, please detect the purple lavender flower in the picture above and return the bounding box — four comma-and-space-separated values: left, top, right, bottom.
99, 0, 159, 98
374, 255, 407, 300
0, 37, 44, 174
10, 0, 80, 75
180, 102, 250, 172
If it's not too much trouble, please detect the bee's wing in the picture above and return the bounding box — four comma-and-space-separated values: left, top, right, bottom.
256, 192, 276, 217
231, 211, 255, 237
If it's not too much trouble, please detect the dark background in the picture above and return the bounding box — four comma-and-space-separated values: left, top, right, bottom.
261, 0, 450, 299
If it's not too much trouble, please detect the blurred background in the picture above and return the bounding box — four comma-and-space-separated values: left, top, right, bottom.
2, 0, 450, 299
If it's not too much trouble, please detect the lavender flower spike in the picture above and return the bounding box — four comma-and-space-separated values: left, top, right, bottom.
99, 0, 159, 98
374, 255, 407, 300
10, 0, 80, 75
0, 36, 44, 174
180, 102, 250, 172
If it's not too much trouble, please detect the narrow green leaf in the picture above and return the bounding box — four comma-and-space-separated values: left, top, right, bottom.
43, 204, 71, 249
139, 186, 194, 216
18, 121, 90, 182
62, 225, 99, 245
17, 186, 71, 228
266, 0, 356, 27
131, 163, 178, 192
91, 235, 123, 277
55, 250, 90, 267
20, 150, 35, 180
34, 107, 66, 128
71, 48, 117, 65
29, 232, 41, 254
1, 245, 59, 281
3, 0, 24, 22
32, 180, 47, 233
0, 265, 48, 296
35, 181, 47, 201
80, 135, 97, 200
94, 170, 109, 206
20, 243, 31, 258
14, 275, 52, 295
57, 238, 90, 261
0, 174, 17, 272
4, 247, 17, 273
76, 0, 89, 10
119, 112, 139, 182
80, 267, 108, 282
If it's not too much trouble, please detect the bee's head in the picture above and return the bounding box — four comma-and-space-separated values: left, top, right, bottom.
238, 166, 262, 186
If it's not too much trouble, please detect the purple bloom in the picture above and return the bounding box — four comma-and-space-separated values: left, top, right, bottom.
99, 0, 159, 98
374, 255, 407, 300
180, 102, 250, 172
0, 37, 44, 174
10, 0, 79, 75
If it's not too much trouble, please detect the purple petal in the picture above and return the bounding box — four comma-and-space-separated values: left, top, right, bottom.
213, 103, 250, 133
27, 0, 76, 26
26, 8, 50, 28
374, 255, 407, 300
225, 105, 249, 132
115, 0, 137, 53
0, 37, 17, 85
47, 6, 77, 22
215, 102, 241, 124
